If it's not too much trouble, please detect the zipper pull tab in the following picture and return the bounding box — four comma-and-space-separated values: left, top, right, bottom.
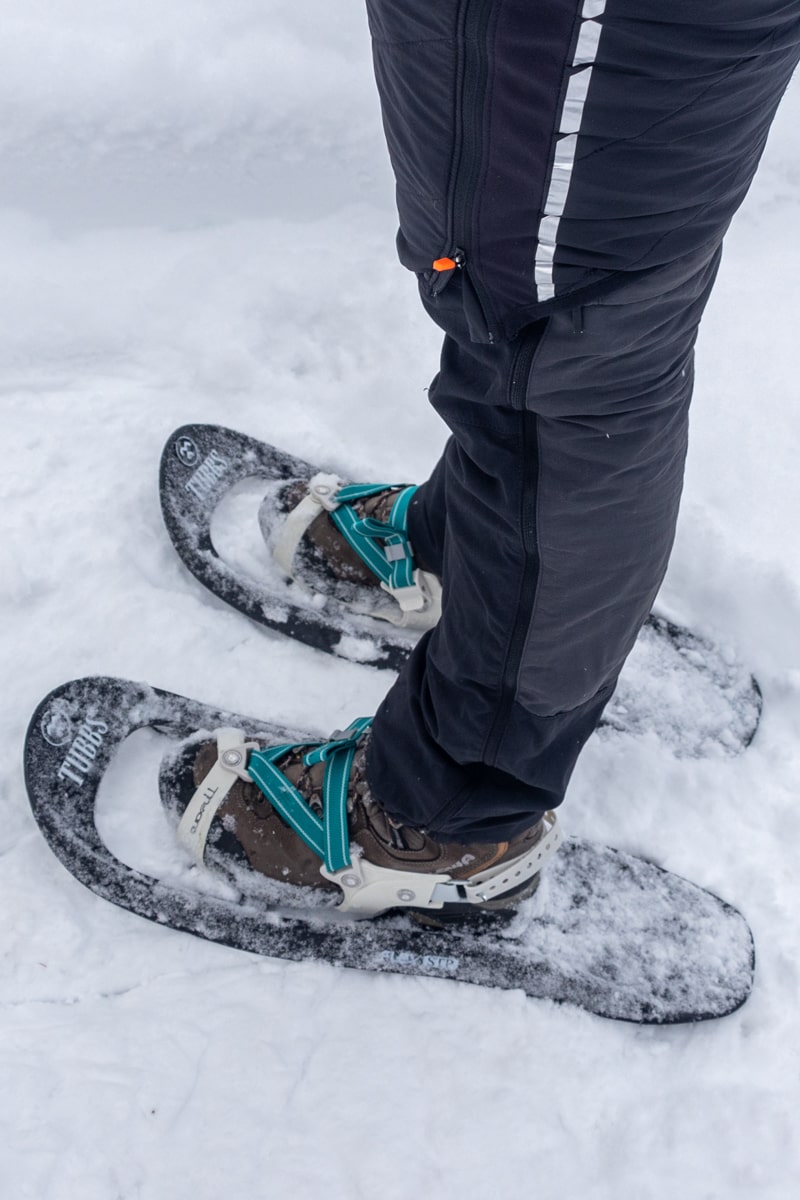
430, 249, 465, 296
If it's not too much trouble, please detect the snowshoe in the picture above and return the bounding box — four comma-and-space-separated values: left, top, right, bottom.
159, 423, 762, 757
25, 675, 756, 1024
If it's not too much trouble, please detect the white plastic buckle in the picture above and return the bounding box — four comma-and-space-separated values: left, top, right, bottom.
378, 569, 443, 630
381, 579, 426, 613
215, 728, 258, 781
308, 475, 343, 513
321, 855, 452, 917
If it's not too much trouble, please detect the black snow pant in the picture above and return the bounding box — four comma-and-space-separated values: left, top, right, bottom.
363, 1, 800, 842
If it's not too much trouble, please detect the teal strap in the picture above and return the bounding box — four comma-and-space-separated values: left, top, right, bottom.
246, 718, 372, 873
330, 484, 418, 593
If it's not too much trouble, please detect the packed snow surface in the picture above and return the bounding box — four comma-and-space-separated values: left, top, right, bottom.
2, 5, 800, 1199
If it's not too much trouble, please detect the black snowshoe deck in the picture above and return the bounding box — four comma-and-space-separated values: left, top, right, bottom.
159, 423, 762, 757
25, 677, 755, 1025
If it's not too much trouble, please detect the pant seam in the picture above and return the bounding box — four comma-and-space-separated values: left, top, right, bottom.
480, 406, 542, 766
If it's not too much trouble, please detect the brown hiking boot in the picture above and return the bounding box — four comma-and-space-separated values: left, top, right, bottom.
259, 476, 442, 630
159, 724, 561, 922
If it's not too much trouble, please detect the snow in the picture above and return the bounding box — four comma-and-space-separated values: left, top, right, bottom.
1, 4, 799, 1197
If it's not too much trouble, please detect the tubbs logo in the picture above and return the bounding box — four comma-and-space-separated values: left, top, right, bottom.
56, 717, 110, 787
40, 701, 75, 747
185, 449, 228, 501
174, 435, 200, 468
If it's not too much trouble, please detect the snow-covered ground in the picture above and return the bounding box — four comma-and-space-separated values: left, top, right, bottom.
2, 5, 799, 1197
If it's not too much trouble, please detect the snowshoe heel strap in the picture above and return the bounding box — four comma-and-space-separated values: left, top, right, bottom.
324, 811, 562, 917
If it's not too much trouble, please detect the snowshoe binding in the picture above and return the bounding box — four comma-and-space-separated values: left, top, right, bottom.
262, 477, 441, 630
159, 720, 560, 923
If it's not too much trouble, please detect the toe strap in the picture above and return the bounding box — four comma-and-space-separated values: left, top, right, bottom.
271, 473, 344, 578
177, 729, 259, 863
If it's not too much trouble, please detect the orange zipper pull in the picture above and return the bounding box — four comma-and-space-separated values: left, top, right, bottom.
430, 249, 465, 296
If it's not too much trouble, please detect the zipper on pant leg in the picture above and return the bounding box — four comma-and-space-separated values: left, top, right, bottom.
429, 0, 497, 342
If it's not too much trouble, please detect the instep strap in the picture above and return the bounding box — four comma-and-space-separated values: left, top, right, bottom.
247, 718, 372, 873
330, 484, 420, 599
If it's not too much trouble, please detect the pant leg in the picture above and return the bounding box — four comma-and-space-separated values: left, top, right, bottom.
366, 0, 800, 339
363, 0, 799, 840
368, 247, 719, 842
